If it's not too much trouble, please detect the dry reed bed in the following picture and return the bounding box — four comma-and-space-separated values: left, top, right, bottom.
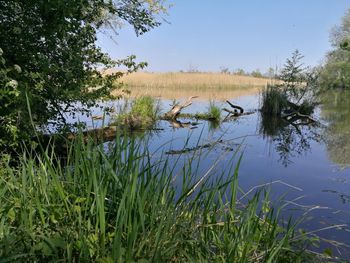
115, 72, 275, 100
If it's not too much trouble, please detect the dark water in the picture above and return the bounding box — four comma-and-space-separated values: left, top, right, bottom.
69, 91, 350, 257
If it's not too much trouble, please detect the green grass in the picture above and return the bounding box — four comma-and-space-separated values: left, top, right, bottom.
130, 96, 158, 120
178, 102, 221, 122
113, 96, 159, 129
208, 101, 221, 121
0, 135, 320, 262
194, 102, 221, 121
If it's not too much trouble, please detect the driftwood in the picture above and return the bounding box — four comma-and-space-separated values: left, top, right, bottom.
222, 109, 255, 117
222, 100, 253, 121
164, 96, 198, 119
166, 139, 238, 155
222, 100, 245, 117
282, 111, 317, 124
166, 139, 227, 155
167, 119, 199, 129
226, 100, 244, 114
281, 100, 318, 124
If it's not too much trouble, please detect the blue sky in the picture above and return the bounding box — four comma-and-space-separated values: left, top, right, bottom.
98, 1, 350, 73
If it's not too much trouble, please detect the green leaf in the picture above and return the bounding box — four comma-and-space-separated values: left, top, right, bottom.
323, 248, 333, 257
97, 258, 114, 263
7, 208, 15, 223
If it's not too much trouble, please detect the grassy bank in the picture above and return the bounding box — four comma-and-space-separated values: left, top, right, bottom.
0, 136, 318, 262
114, 72, 275, 99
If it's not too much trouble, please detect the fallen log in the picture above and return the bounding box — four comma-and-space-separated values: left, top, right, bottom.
164, 96, 198, 119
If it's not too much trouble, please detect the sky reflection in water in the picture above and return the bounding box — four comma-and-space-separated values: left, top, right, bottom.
67, 91, 350, 256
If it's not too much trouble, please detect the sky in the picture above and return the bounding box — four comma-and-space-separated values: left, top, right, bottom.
97, 1, 350, 73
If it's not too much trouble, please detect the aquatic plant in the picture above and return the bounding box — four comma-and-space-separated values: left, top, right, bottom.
208, 101, 221, 121
130, 96, 159, 120
261, 85, 289, 117
176, 101, 221, 122
114, 96, 159, 129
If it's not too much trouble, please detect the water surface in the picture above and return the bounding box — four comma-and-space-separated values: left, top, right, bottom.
68, 89, 350, 257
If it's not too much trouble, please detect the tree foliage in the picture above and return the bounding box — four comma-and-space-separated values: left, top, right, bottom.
250, 69, 263, 78
0, 0, 165, 152
278, 50, 318, 105
320, 9, 350, 89
260, 48, 319, 144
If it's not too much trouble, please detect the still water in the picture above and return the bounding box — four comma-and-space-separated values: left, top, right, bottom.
70, 90, 350, 257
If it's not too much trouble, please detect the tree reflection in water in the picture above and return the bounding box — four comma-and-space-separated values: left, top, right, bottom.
259, 113, 323, 167
320, 90, 350, 169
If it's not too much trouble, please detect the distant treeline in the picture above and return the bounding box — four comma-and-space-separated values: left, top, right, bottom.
177, 67, 276, 79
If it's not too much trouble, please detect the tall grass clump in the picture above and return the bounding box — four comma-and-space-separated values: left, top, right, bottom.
189, 101, 221, 122
114, 95, 159, 129
261, 85, 289, 116
0, 135, 319, 262
130, 96, 158, 120
208, 101, 221, 121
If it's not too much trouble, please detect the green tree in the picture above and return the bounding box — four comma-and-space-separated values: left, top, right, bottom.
220, 66, 230, 74
265, 67, 276, 79
0, 0, 165, 152
250, 69, 263, 78
261, 50, 318, 118
320, 9, 350, 89
233, 68, 246, 76
278, 50, 318, 105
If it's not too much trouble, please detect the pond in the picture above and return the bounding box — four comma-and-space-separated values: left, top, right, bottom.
68, 89, 350, 258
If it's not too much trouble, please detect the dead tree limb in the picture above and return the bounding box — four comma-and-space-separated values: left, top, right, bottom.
226, 100, 244, 114
164, 96, 198, 119
223, 108, 241, 116
282, 111, 317, 124
166, 140, 224, 155
167, 119, 199, 129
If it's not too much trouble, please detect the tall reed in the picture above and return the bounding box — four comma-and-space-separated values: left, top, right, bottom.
0, 135, 317, 262
261, 85, 289, 116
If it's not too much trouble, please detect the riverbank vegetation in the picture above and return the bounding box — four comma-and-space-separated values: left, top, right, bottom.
0, 136, 323, 262
319, 9, 350, 90
2, 1, 350, 261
